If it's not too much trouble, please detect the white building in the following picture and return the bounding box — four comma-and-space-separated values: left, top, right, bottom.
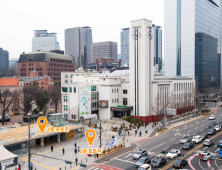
32, 30, 60, 52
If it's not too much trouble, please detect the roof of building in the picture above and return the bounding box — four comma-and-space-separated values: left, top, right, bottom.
18, 75, 51, 84
18, 52, 74, 63
0, 77, 18, 86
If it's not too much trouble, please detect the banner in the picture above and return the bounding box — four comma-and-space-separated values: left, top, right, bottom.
79, 87, 91, 116
105, 139, 114, 148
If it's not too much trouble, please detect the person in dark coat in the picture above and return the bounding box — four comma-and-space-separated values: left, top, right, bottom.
51, 145, 53, 152
62, 148, 65, 155
139, 131, 142, 137
74, 143, 77, 148
75, 157, 78, 166
75, 148, 77, 155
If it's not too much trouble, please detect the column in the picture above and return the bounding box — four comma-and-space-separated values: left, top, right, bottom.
57, 134, 61, 143
40, 138, 44, 147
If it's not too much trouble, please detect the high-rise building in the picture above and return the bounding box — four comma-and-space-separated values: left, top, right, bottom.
65, 26, 92, 69
9, 58, 18, 75
32, 30, 60, 52
121, 28, 129, 67
90, 41, 117, 63
0, 48, 9, 76
164, 0, 221, 92
153, 24, 162, 72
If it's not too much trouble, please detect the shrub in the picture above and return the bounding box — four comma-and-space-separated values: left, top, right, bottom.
120, 143, 123, 147
115, 145, 116, 149
140, 119, 144, 125
103, 150, 105, 154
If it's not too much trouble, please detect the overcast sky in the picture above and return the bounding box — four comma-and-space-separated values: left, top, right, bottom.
0, 0, 164, 60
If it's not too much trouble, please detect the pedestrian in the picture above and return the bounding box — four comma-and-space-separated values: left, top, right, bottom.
137, 125, 139, 129
75, 157, 78, 166
62, 148, 65, 155
128, 131, 129, 136
139, 131, 142, 137
74, 143, 77, 148
75, 148, 77, 155
51, 145, 53, 152
18, 164, 21, 170
96, 153, 98, 159
145, 130, 148, 134
152, 125, 154, 129
135, 129, 137, 136
155, 122, 156, 127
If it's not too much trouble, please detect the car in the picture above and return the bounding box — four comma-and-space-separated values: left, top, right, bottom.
180, 135, 191, 143
151, 157, 167, 168
214, 125, 221, 131
138, 164, 152, 170
209, 122, 217, 128
182, 142, 194, 150
199, 152, 212, 161
203, 139, 214, 146
192, 135, 202, 144
135, 157, 151, 168
133, 149, 148, 160
200, 133, 208, 140
208, 128, 216, 135
166, 149, 180, 159
0, 116, 10, 122
209, 115, 216, 120
173, 159, 188, 168
218, 140, 222, 147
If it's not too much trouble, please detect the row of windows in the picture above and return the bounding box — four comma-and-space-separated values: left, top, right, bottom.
62, 87, 77, 93
91, 86, 96, 91
65, 74, 73, 78
92, 94, 99, 99
50, 58, 72, 63
71, 115, 76, 119
174, 82, 193, 92
63, 96, 68, 102
112, 88, 118, 93
112, 98, 118, 103
123, 90, 128, 94
49, 63, 74, 68
92, 102, 98, 107
63, 105, 68, 111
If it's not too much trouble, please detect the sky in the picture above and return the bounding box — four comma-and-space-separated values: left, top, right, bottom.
0, 0, 164, 60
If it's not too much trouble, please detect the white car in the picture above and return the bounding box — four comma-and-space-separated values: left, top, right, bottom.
138, 164, 152, 170
199, 152, 212, 161
166, 149, 180, 159
209, 115, 215, 120
192, 135, 202, 144
180, 135, 191, 143
214, 125, 221, 131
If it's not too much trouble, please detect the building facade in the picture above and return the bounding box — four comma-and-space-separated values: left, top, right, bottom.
153, 25, 162, 72
32, 30, 60, 52
65, 27, 92, 69
121, 28, 129, 67
90, 41, 118, 63
9, 58, 18, 75
18, 52, 76, 81
0, 48, 9, 76
164, 0, 221, 93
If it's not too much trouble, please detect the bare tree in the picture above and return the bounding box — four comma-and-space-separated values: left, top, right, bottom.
0, 87, 17, 125
152, 92, 163, 124
48, 86, 61, 113
8, 65, 17, 77
18, 86, 38, 115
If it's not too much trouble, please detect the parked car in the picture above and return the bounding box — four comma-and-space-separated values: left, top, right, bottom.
199, 152, 212, 161
166, 149, 180, 159
0, 116, 10, 122
218, 140, 222, 147
200, 133, 208, 140
192, 135, 202, 144
135, 157, 151, 168
138, 164, 152, 170
180, 135, 191, 143
182, 142, 194, 150
151, 157, 167, 168
209, 115, 215, 120
208, 128, 216, 135
209, 122, 217, 128
173, 159, 188, 168
133, 149, 148, 160
203, 139, 214, 146
214, 125, 221, 131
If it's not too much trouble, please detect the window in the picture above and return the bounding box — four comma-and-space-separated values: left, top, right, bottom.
74, 87, 76, 93
112, 99, 114, 103
70, 80, 73, 83
92, 103, 94, 107
97, 94, 98, 99
112, 89, 113, 93
123, 90, 128, 94
123, 98, 128, 105
117, 88, 118, 93
115, 99, 116, 103
66, 105, 68, 110
65, 74, 68, 78
74, 115, 76, 119
71, 115, 74, 119
117, 99, 118, 103
41, 87, 44, 89
63, 96, 68, 102
91, 86, 96, 91
92, 94, 94, 99
70, 74, 73, 78
41, 82, 44, 85
62, 87, 68, 92
65, 80, 68, 83
70, 87, 72, 92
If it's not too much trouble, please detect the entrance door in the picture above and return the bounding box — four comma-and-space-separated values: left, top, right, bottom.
114, 111, 122, 117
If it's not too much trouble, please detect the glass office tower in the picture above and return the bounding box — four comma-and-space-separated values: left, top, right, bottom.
165, 0, 221, 92
121, 28, 129, 67
153, 25, 162, 72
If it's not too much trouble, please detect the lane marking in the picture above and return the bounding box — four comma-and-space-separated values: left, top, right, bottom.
188, 154, 197, 170
171, 138, 175, 141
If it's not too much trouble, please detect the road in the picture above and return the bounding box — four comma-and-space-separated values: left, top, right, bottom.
89, 109, 222, 170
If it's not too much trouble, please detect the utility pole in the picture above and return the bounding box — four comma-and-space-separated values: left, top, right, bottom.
99, 123, 101, 148
28, 115, 31, 170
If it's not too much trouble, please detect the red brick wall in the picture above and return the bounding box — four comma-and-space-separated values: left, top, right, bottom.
0, 78, 18, 86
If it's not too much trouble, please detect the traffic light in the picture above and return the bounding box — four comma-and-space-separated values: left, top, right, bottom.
165, 152, 168, 154
181, 154, 184, 157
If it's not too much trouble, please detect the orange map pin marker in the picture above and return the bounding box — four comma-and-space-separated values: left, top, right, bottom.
86, 129, 96, 146
37, 116, 47, 133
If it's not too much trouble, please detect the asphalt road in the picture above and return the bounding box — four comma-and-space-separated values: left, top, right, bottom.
99, 109, 222, 170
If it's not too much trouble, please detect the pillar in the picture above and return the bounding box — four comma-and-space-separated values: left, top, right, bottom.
40, 138, 44, 147
57, 134, 61, 143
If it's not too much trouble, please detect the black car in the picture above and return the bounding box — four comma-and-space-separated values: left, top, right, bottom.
173, 159, 188, 168
209, 122, 217, 128
200, 133, 208, 140
135, 157, 151, 168
208, 128, 216, 135
203, 139, 214, 146
218, 140, 222, 147
182, 142, 194, 150
151, 157, 167, 168
0, 116, 10, 122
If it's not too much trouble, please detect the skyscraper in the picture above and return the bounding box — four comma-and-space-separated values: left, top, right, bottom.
153, 24, 162, 72
65, 26, 92, 68
121, 28, 129, 67
0, 48, 9, 76
32, 30, 60, 52
164, 0, 221, 92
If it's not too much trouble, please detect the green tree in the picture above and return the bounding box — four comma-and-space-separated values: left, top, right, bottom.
35, 90, 49, 112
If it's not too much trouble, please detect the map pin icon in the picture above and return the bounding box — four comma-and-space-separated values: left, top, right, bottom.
86, 129, 96, 146
37, 116, 47, 133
